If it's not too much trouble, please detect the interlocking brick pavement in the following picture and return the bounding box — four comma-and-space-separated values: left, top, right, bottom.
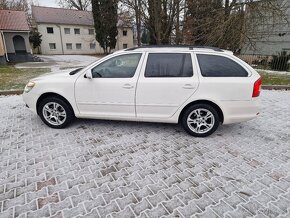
0, 90, 290, 218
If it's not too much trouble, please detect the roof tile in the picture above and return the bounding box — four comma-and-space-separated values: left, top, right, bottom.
0, 10, 29, 31
32, 6, 94, 26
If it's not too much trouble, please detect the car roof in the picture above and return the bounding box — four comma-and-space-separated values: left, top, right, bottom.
123, 45, 233, 55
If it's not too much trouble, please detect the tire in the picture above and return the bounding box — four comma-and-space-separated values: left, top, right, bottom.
37, 96, 74, 129
181, 104, 220, 137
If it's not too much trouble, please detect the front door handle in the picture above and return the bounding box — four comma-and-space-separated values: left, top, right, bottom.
123, 84, 134, 89
183, 84, 195, 89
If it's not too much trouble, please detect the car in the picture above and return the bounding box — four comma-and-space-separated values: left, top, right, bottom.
23, 46, 261, 137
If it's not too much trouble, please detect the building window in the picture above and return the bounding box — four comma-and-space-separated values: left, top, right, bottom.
76, 43, 82, 49
66, 43, 72, 50
89, 29, 94, 35
74, 28, 80, 34
47, 27, 54, 34
123, 43, 128, 49
49, 43, 56, 50
90, 43, 96, 49
64, 28, 70, 34
123, 30, 127, 36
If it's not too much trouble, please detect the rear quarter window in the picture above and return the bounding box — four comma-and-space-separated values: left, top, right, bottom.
197, 54, 248, 77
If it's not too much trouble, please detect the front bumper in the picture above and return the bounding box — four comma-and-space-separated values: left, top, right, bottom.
22, 91, 39, 114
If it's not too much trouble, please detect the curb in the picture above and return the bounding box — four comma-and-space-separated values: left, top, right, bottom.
261, 85, 290, 90
0, 85, 289, 96
0, 90, 23, 96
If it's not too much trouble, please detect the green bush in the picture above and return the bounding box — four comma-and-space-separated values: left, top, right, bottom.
271, 51, 290, 71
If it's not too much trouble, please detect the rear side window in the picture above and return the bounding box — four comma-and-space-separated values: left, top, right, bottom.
197, 54, 248, 77
145, 53, 193, 77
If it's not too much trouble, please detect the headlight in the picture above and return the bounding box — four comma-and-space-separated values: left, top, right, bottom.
24, 81, 35, 93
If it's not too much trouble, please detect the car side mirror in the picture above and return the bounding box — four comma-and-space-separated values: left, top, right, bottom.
85, 70, 92, 79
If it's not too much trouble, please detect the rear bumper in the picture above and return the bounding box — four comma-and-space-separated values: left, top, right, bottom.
221, 99, 261, 124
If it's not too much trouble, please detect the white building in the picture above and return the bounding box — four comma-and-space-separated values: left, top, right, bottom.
242, 0, 290, 55
31, 6, 134, 55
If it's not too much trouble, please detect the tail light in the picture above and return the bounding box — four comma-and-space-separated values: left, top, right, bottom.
252, 78, 262, 97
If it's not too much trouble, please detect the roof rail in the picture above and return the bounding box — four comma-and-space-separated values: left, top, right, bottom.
126, 45, 224, 52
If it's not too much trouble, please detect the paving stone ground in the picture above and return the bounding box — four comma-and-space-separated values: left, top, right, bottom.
0, 90, 290, 218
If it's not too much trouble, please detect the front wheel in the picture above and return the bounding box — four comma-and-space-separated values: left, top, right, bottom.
38, 97, 74, 129
181, 104, 220, 137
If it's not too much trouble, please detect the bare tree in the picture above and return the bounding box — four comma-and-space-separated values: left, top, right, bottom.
59, 0, 91, 10
121, 0, 182, 45
147, 0, 180, 44
0, 0, 29, 11
120, 0, 143, 46
183, 0, 289, 52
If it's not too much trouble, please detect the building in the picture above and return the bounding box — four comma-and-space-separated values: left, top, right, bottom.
242, 0, 290, 55
31, 6, 134, 55
0, 10, 34, 63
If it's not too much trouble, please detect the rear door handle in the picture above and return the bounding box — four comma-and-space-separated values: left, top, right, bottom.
183, 84, 195, 89
123, 84, 134, 89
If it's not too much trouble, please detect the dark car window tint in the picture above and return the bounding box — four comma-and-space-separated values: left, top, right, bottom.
91, 53, 142, 78
145, 53, 193, 77
197, 54, 248, 77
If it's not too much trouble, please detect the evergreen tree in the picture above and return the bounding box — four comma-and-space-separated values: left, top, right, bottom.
91, 0, 118, 54
29, 30, 42, 49
141, 29, 149, 44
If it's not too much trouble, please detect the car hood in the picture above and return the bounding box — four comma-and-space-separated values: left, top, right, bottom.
32, 69, 79, 81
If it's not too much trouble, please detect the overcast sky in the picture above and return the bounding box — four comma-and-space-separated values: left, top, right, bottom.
36, 0, 59, 7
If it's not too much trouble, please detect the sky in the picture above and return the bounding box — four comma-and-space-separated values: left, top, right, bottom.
36, 0, 59, 7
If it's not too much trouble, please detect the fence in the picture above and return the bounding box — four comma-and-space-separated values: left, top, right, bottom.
237, 54, 290, 72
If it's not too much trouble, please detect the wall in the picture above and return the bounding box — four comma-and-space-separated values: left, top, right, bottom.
0, 34, 4, 56
2, 32, 30, 53
242, 0, 290, 55
0, 33, 6, 64
38, 24, 104, 54
38, 23, 134, 55
116, 27, 134, 50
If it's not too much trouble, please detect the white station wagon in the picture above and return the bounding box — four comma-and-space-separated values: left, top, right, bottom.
23, 46, 261, 137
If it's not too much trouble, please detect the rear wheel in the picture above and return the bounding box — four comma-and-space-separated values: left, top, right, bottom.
181, 104, 220, 137
38, 97, 74, 129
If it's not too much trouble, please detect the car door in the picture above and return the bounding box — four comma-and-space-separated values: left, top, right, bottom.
75, 52, 144, 118
136, 52, 199, 119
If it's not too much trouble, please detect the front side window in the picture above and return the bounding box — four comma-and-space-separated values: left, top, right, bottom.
197, 54, 248, 77
145, 53, 193, 77
74, 28, 80, 34
49, 43, 56, 50
47, 27, 54, 34
91, 53, 142, 78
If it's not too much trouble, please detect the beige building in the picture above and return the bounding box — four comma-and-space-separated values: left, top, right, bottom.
0, 31, 5, 64
32, 6, 134, 55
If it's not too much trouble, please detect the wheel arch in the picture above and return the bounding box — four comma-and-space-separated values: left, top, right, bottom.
178, 100, 224, 124
36, 92, 75, 116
